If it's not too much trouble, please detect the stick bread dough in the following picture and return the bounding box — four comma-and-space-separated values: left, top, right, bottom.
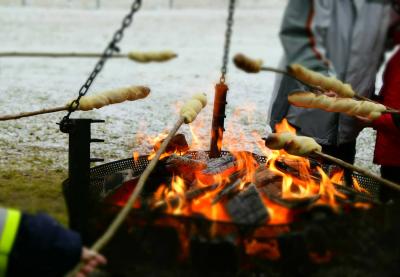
128, 51, 177, 63
233, 53, 263, 73
289, 64, 355, 98
69, 86, 150, 111
288, 91, 385, 120
264, 132, 322, 157
180, 93, 207, 124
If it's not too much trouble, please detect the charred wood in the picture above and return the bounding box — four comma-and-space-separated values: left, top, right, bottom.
153, 133, 189, 154
202, 154, 236, 175
211, 177, 242, 205
226, 184, 269, 225
164, 154, 207, 183
252, 165, 282, 187
260, 181, 320, 209
151, 184, 219, 213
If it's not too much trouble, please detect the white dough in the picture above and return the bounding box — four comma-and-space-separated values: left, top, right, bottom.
288, 91, 385, 120
68, 86, 150, 111
128, 51, 177, 63
289, 64, 355, 98
180, 93, 207, 124
265, 132, 322, 157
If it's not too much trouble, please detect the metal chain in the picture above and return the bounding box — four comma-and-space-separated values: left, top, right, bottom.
60, 0, 142, 129
220, 0, 236, 84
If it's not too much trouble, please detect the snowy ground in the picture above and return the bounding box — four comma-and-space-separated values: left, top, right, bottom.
0, 6, 379, 173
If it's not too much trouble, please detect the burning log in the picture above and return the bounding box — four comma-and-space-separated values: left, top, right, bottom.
210, 170, 245, 204
260, 181, 320, 209
151, 184, 219, 213
196, 154, 238, 185
166, 154, 206, 171
165, 154, 207, 183
226, 184, 269, 225
203, 154, 236, 175
211, 179, 242, 205
153, 133, 189, 155
253, 165, 282, 187
146, 153, 208, 186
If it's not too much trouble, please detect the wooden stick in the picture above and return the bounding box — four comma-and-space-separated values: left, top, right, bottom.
314, 151, 400, 192
93, 117, 184, 251
0, 86, 150, 121
261, 66, 319, 91
0, 51, 127, 58
67, 117, 185, 277
0, 106, 66, 121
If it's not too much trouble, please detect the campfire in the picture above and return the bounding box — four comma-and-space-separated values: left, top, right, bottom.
84, 118, 381, 274
106, 119, 375, 223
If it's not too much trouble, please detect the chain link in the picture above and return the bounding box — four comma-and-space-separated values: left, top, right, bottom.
220, 0, 236, 83
60, 0, 142, 129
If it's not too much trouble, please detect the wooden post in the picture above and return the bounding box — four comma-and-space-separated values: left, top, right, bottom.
209, 82, 229, 158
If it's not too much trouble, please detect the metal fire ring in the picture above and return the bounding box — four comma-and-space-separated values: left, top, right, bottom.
63, 151, 381, 201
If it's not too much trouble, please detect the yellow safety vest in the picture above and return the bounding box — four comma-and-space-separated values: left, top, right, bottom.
0, 208, 21, 277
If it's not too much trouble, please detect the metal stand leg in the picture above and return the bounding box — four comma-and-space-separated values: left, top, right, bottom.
61, 118, 104, 243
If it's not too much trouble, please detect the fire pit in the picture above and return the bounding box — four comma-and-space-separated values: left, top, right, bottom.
63, 146, 400, 276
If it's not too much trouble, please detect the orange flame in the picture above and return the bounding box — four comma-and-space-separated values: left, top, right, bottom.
126, 102, 373, 238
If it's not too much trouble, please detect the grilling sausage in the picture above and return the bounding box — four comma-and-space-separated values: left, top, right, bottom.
264, 132, 322, 157
288, 64, 355, 98
288, 91, 385, 120
180, 93, 207, 124
128, 50, 177, 63
69, 86, 150, 111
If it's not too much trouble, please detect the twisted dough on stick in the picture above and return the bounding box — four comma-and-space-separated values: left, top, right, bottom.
233, 53, 263, 73
264, 132, 322, 157
288, 64, 355, 98
69, 86, 150, 111
180, 93, 207, 124
128, 51, 177, 63
288, 91, 385, 120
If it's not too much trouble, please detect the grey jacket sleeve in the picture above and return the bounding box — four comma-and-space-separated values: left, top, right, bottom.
280, 0, 334, 74
270, 75, 306, 130
269, 0, 335, 129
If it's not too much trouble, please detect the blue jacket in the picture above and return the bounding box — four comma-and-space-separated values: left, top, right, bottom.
7, 212, 82, 277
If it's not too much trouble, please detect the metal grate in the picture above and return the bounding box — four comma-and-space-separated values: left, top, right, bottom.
75, 151, 381, 201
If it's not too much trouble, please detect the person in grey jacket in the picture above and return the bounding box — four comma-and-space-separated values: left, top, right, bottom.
268, 0, 398, 164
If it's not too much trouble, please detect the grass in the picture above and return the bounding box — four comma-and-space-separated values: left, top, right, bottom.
0, 166, 68, 225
